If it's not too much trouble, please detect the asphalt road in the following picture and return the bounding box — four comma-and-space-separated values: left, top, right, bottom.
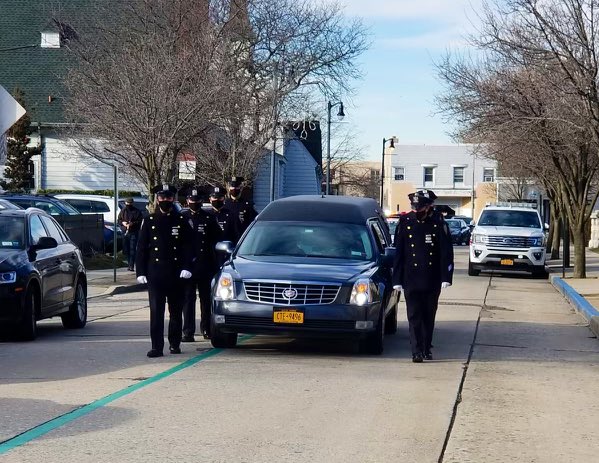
1, 248, 598, 462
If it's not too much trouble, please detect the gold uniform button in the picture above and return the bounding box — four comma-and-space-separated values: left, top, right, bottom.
411, 244, 415, 248
152, 226, 155, 229
414, 263, 418, 267
409, 234, 412, 238
155, 258, 159, 262
412, 253, 416, 257
154, 247, 158, 251
174, 257, 177, 261
407, 226, 411, 230
153, 237, 157, 240
434, 224, 437, 228
430, 252, 433, 255
429, 262, 432, 265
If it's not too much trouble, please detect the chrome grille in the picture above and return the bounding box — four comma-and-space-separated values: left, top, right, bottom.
487, 235, 535, 248
243, 281, 341, 305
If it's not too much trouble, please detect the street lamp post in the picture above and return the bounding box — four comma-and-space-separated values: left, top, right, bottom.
326, 100, 345, 195
380, 136, 398, 209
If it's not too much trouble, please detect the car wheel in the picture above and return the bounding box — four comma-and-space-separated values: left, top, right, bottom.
360, 312, 384, 355
468, 260, 480, 276
384, 306, 398, 335
61, 280, 87, 329
210, 325, 238, 348
19, 286, 37, 341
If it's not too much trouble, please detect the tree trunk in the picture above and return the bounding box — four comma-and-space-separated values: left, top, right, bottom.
572, 225, 587, 278
550, 217, 561, 259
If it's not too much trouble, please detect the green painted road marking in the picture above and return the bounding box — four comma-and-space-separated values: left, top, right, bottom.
0, 337, 251, 455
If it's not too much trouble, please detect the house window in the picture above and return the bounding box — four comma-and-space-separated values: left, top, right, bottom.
41, 32, 61, 48
453, 167, 465, 186
393, 167, 405, 181
483, 168, 495, 182
371, 169, 380, 182
423, 167, 435, 186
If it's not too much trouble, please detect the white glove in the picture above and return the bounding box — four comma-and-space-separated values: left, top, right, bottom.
180, 270, 192, 279
393, 285, 403, 291
441, 282, 451, 289
137, 276, 147, 284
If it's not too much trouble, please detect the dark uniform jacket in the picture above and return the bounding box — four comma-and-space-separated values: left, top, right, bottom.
136, 211, 194, 286
210, 206, 242, 245
181, 208, 222, 279
117, 206, 143, 234
224, 197, 257, 234
392, 210, 454, 291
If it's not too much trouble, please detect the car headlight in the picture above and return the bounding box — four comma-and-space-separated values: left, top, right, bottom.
350, 278, 372, 306
0, 271, 17, 284
471, 234, 487, 244
530, 236, 544, 247
215, 272, 236, 301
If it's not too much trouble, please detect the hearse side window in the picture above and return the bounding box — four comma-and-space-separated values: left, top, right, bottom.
370, 221, 387, 253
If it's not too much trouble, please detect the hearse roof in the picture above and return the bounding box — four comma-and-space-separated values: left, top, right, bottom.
257, 195, 383, 225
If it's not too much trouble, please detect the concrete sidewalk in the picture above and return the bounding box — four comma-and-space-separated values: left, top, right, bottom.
548, 247, 599, 337
86, 267, 146, 298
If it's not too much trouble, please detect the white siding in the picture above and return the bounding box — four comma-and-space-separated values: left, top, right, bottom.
282, 138, 320, 197
253, 137, 320, 211
40, 133, 145, 192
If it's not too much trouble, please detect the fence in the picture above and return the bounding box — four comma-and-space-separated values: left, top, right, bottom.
54, 214, 104, 255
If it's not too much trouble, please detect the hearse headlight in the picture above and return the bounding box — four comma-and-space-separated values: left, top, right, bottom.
215, 273, 236, 301
0, 271, 17, 284
350, 278, 372, 306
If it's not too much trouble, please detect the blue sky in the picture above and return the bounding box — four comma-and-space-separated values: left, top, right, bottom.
331, 0, 483, 161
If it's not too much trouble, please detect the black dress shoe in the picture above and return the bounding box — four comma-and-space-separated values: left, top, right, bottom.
169, 346, 182, 354
412, 353, 424, 363
147, 349, 163, 358
424, 351, 433, 361
181, 335, 195, 342
202, 331, 211, 340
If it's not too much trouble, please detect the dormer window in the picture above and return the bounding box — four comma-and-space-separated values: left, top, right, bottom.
41, 32, 60, 48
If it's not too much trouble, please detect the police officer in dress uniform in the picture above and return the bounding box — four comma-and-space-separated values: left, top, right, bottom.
136, 184, 194, 358
392, 189, 454, 363
181, 187, 222, 341
209, 186, 242, 247
224, 176, 257, 235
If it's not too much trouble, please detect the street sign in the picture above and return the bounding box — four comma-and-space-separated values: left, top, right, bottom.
0, 85, 26, 136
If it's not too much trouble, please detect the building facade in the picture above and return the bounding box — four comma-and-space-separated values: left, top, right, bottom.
385, 144, 497, 219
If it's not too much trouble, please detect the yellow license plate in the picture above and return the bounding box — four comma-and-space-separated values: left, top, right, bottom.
273, 310, 304, 324
500, 259, 514, 266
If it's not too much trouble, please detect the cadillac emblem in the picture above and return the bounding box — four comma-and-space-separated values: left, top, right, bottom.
282, 288, 298, 300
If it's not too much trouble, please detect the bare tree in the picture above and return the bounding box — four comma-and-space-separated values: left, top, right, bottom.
436, 0, 599, 277
59, 0, 234, 197
193, 0, 369, 187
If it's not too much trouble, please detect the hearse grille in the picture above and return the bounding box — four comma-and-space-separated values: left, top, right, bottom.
243, 281, 341, 305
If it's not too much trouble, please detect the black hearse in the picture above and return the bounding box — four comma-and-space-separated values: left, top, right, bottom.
210, 195, 399, 354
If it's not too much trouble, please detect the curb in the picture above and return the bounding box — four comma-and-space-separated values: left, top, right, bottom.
550, 275, 599, 338
88, 283, 146, 299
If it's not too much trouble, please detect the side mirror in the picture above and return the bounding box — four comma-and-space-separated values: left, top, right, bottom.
215, 241, 234, 254
379, 247, 396, 267
544, 223, 549, 231
469, 220, 475, 227
34, 236, 58, 250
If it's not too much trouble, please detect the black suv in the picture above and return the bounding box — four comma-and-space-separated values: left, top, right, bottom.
211, 195, 399, 354
0, 208, 87, 340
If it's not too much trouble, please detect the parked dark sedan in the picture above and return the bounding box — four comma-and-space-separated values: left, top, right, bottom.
1, 193, 120, 253
446, 218, 471, 245
0, 208, 87, 340
210, 195, 400, 354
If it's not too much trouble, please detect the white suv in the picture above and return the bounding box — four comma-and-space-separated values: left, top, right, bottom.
469, 204, 547, 277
